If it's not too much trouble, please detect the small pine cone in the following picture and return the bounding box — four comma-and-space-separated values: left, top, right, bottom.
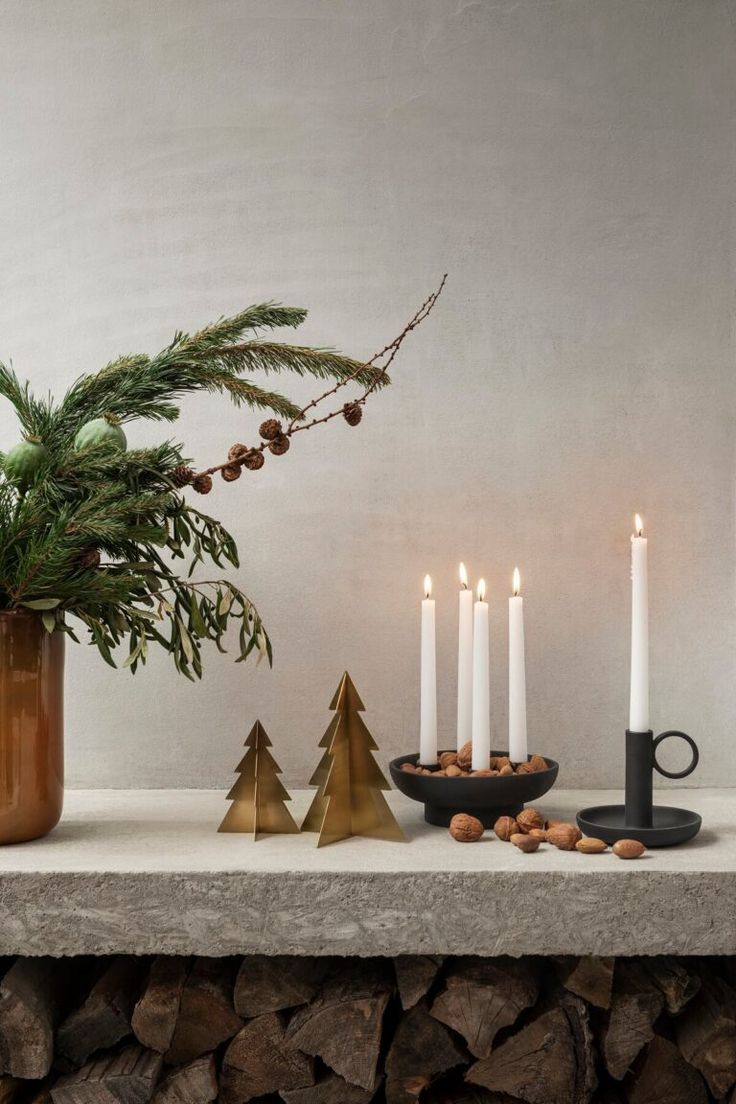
259, 419, 283, 441
243, 449, 265, 471
221, 464, 242, 482
191, 474, 213, 495
228, 443, 249, 462
171, 465, 194, 488
78, 547, 101, 570
268, 434, 290, 456
343, 401, 363, 426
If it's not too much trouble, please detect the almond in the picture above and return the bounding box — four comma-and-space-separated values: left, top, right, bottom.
401, 762, 417, 773
511, 832, 540, 853
575, 837, 608, 854
457, 741, 473, 771
613, 838, 646, 860
445, 764, 462, 777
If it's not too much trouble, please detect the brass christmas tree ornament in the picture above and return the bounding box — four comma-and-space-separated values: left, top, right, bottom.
218, 720, 299, 839
302, 672, 406, 846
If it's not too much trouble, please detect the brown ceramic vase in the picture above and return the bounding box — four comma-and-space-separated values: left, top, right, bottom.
0, 611, 64, 844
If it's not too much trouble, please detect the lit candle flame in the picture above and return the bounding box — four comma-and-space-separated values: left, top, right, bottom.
513, 567, 521, 596
424, 574, 432, 599
634, 513, 644, 537
477, 578, 486, 602
459, 562, 468, 589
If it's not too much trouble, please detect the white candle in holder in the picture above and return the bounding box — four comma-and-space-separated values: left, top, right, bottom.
629, 514, 649, 732
471, 579, 490, 770
419, 574, 438, 764
457, 562, 474, 751
508, 567, 528, 764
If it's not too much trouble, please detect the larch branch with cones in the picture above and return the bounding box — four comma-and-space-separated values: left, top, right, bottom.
218, 721, 299, 838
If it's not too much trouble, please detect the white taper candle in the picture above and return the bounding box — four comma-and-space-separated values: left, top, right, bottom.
629, 515, 649, 732
419, 574, 438, 764
457, 563, 474, 751
471, 579, 490, 770
508, 567, 528, 764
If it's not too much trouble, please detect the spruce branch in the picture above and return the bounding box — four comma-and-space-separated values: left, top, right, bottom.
0, 283, 445, 674
213, 342, 388, 390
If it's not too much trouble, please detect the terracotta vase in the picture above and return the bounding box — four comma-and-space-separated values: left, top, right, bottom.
0, 611, 64, 844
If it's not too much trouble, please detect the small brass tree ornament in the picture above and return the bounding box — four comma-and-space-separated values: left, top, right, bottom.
302, 672, 405, 846
218, 720, 299, 838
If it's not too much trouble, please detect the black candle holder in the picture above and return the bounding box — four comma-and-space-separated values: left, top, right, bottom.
389, 751, 559, 827
577, 729, 702, 847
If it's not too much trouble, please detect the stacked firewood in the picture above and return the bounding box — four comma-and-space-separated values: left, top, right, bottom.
0, 954, 733, 1103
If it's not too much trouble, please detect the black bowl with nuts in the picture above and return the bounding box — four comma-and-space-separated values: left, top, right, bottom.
389, 749, 559, 827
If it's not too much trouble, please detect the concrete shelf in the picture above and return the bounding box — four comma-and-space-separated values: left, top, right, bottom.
0, 788, 731, 957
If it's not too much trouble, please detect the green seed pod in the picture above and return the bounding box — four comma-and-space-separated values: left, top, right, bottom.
74, 415, 127, 452
4, 436, 48, 490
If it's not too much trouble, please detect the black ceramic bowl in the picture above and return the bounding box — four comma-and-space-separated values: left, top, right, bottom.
389, 750, 559, 827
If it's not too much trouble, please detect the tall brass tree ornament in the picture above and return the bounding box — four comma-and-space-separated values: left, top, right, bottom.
218, 721, 299, 838
302, 672, 405, 846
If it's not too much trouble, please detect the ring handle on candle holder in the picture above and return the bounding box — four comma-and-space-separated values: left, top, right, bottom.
652, 730, 699, 779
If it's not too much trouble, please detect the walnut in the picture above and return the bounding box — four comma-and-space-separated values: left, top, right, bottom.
516, 807, 545, 834
457, 741, 473, 770
515, 761, 534, 774
528, 754, 548, 772
494, 815, 519, 841
546, 823, 583, 850
529, 828, 547, 841
493, 756, 512, 771
511, 832, 540, 853
499, 764, 514, 776
449, 813, 484, 842
439, 751, 458, 769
